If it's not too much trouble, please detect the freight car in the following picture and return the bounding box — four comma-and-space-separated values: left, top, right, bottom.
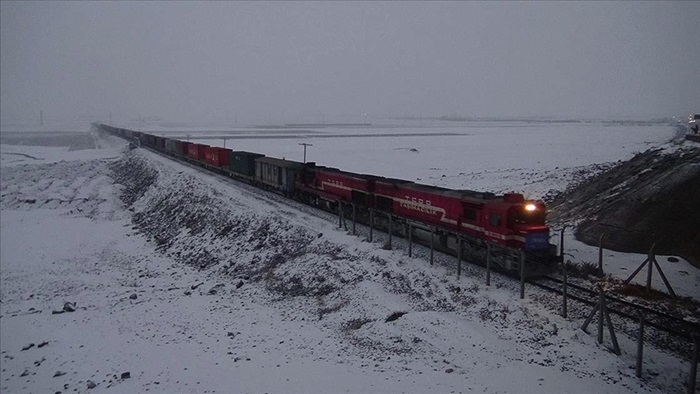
256, 157, 305, 194
95, 123, 560, 276
229, 151, 264, 181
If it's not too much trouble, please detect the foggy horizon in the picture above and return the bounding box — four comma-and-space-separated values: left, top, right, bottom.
2, 2, 699, 126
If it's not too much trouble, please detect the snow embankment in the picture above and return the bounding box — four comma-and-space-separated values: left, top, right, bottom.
0, 134, 690, 393
548, 144, 700, 267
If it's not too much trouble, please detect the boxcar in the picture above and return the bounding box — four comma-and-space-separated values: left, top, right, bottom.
255, 157, 304, 193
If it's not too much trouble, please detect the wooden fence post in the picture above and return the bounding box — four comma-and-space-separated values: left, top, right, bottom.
688, 333, 699, 394
519, 250, 525, 300
598, 232, 605, 277
457, 237, 462, 278
430, 227, 434, 266
562, 260, 568, 318
486, 243, 491, 286
352, 203, 356, 235
636, 312, 644, 378
387, 214, 393, 250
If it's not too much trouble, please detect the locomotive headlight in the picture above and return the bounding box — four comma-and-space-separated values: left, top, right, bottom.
525, 203, 537, 212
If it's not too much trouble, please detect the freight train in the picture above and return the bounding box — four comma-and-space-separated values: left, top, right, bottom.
95, 123, 560, 277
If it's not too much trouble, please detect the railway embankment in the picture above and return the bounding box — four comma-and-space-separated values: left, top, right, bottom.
547, 142, 700, 267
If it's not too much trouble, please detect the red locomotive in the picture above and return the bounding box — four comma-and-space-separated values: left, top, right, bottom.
295, 164, 556, 275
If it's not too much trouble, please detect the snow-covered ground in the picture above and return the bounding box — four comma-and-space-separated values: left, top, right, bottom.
1, 121, 697, 393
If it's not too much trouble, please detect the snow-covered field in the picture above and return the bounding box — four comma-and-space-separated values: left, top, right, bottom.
142, 119, 676, 199
1, 121, 697, 393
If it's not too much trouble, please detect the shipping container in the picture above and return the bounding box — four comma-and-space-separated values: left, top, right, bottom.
154, 136, 165, 150
187, 143, 207, 160
204, 146, 231, 167
187, 143, 197, 158
255, 157, 304, 192
164, 138, 177, 153
172, 140, 185, 156
142, 134, 156, 147
181, 141, 190, 156
164, 138, 185, 155
229, 151, 265, 178
196, 144, 208, 160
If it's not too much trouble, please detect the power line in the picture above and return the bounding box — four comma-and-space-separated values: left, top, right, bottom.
299, 143, 313, 163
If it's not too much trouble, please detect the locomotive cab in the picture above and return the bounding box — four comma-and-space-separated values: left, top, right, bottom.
482, 206, 509, 245
509, 202, 546, 228
508, 201, 549, 251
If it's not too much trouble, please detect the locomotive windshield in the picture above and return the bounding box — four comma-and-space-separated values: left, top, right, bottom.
509, 205, 545, 226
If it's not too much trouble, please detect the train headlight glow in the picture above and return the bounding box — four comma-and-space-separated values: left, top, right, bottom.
525, 203, 537, 212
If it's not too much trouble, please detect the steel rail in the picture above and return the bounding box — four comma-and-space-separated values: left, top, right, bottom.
530, 276, 699, 340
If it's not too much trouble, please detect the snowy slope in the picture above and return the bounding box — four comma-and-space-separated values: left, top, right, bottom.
1, 129, 695, 393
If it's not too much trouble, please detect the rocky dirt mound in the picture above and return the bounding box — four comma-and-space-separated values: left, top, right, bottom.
547, 144, 700, 266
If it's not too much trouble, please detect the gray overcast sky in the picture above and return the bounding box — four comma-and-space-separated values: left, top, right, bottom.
1, 1, 699, 124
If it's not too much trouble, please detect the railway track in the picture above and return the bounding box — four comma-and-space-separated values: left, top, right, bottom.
530, 275, 699, 340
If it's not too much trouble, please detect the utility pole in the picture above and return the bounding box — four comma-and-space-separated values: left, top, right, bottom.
299, 143, 313, 163
40, 110, 43, 126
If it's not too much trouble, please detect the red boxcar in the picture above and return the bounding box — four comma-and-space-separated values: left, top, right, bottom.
187, 143, 208, 160
204, 146, 231, 167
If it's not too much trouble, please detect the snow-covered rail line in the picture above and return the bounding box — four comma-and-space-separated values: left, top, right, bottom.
530, 276, 699, 341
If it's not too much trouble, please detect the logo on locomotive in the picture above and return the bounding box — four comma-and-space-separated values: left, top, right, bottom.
322, 179, 346, 189
399, 196, 439, 215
